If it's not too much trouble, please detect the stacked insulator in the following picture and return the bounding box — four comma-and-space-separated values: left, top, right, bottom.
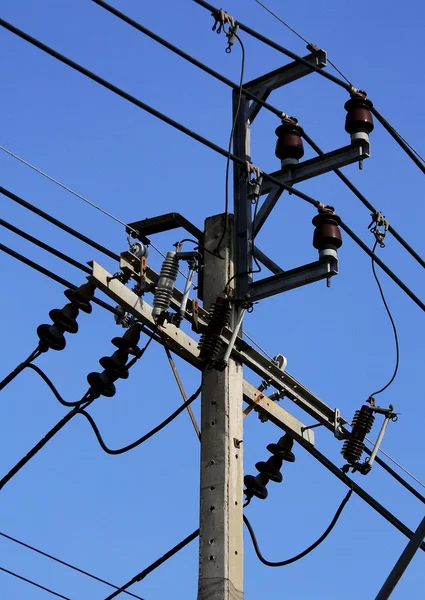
244, 434, 295, 500
152, 251, 179, 322
198, 296, 231, 363
37, 281, 96, 351
342, 405, 375, 466
275, 117, 304, 167
87, 324, 141, 398
344, 90, 374, 144
312, 205, 343, 261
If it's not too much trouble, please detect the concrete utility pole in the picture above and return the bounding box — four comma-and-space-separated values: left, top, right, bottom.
198, 214, 244, 600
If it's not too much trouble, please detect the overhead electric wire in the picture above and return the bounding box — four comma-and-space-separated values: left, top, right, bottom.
195, 0, 425, 175
1, 22, 423, 314
0, 184, 119, 262
301, 132, 425, 269
0, 346, 44, 393
0, 532, 146, 600
254, 0, 354, 86
295, 435, 425, 551
0, 395, 94, 492
364, 440, 425, 492
368, 240, 399, 398
90, 2, 425, 272
244, 486, 353, 567
103, 529, 200, 600
0, 217, 91, 274
0, 241, 118, 316
0, 565, 71, 599
79, 379, 203, 455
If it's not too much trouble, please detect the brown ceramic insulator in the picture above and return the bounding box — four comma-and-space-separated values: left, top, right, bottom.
312, 205, 343, 250
344, 90, 374, 135
341, 405, 375, 464
275, 118, 305, 162
198, 296, 231, 362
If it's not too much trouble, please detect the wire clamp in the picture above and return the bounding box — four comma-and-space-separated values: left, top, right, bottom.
368, 211, 389, 248
211, 9, 239, 52
246, 162, 263, 198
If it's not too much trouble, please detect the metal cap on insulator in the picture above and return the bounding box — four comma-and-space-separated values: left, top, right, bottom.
312, 205, 343, 261
244, 473, 269, 500
275, 117, 304, 167
344, 90, 374, 144
112, 324, 141, 356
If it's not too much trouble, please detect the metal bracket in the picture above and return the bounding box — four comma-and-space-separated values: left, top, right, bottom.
259, 143, 370, 198
247, 257, 338, 302
244, 49, 327, 123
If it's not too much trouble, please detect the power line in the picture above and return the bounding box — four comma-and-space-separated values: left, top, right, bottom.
253, 0, 354, 88
1, 24, 423, 314
0, 565, 71, 599
0, 217, 91, 274
244, 486, 353, 567
92, 1, 424, 274
0, 241, 118, 315
364, 440, 425, 491
103, 529, 200, 600
194, 0, 425, 174
79, 379, 203, 455
26, 363, 91, 408
0, 531, 146, 600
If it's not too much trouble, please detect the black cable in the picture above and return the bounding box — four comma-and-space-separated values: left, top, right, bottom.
26, 364, 87, 407
338, 222, 425, 313
0, 241, 118, 315
0, 394, 94, 492
0, 185, 119, 261
254, 0, 354, 87
2, 21, 424, 311
0, 531, 147, 600
216, 32, 245, 258
371, 107, 425, 175
79, 380, 203, 455
251, 194, 262, 275
0, 565, 71, 599
368, 241, 400, 398
104, 529, 200, 600
244, 487, 353, 567
92, 1, 425, 272
194, 0, 351, 90
0, 346, 44, 392
302, 132, 425, 270
0, 217, 91, 274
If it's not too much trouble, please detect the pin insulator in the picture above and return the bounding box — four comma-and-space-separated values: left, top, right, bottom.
275, 118, 304, 166
342, 405, 375, 465
312, 205, 343, 255
344, 90, 374, 143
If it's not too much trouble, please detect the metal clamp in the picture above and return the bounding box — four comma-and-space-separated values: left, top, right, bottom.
368, 211, 389, 248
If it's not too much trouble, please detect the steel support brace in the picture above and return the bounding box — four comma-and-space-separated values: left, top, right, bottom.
248, 258, 338, 301
260, 143, 370, 197
244, 50, 327, 123
233, 92, 252, 299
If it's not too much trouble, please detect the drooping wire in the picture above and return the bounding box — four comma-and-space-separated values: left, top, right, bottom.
253, 0, 354, 87
0, 531, 147, 600
79, 379, 203, 455
26, 364, 88, 407
103, 529, 200, 600
0, 346, 45, 393
0, 566, 71, 599
244, 486, 353, 567
368, 241, 400, 398
216, 32, 246, 258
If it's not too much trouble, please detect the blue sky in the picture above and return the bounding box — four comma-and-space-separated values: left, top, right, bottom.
0, 0, 424, 598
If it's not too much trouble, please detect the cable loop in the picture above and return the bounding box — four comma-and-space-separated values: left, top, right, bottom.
368, 211, 389, 248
